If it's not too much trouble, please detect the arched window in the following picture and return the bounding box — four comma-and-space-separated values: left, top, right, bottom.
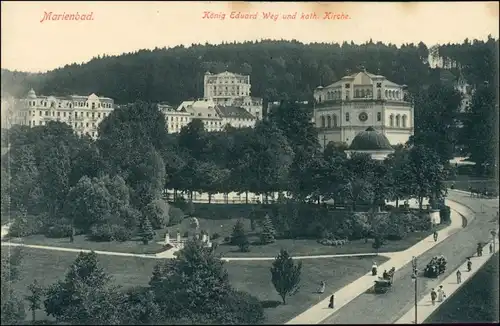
345, 112, 350, 122
333, 114, 338, 127
327, 115, 332, 128
385, 90, 388, 98
389, 114, 394, 127
321, 116, 325, 128
319, 95, 322, 103
402, 115, 407, 127
377, 89, 381, 99
345, 92, 350, 100
361, 89, 365, 98
355, 89, 360, 98
396, 114, 401, 127
396, 91, 400, 99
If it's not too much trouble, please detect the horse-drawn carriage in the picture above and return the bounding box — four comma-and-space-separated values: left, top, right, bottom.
423, 255, 447, 278
374, 267, 396, 294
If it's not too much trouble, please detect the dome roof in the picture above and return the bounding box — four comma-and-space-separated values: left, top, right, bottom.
349, 127, 393, 151
27, 88, 36, 99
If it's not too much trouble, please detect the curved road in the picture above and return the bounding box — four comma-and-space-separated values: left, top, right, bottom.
321, 190, 499, 324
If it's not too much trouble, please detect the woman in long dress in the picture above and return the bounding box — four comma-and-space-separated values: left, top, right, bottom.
318, 281, 325, 293
437, 285, 446, 302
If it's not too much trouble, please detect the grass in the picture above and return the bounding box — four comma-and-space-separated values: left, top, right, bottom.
6, 230, 169, 255
8, 216, 448, 258
424, 253, 500, 323
445, 176, 498, 193
2, 246, 388, 324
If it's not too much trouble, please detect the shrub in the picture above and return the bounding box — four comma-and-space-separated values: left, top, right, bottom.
168, 206, 185, 226
172, 197, 187, 211
45, 222, 73, 239
260, 215, 276, 244
143, 199, 170, 230
89, 223, 114, 241
119, 206, 142, 230
183, 231, 189, 238
211, 233, 220, 240
386, 222, 408, 240
8, 214, 44, 238
305, 221, 326, 239
218, 290, 264, 324
112, 225, 132, 242
139, 217, 155, 245
223, 236, 231, 243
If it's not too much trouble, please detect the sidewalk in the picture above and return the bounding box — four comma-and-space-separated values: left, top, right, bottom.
286, 199, 472, 325
394, 234, 499, 324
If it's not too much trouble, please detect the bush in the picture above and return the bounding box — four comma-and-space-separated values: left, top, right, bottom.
440, 206, 451, 224
45, 223, 73, 238
89, 223, 114, 241
218, 290, 264, 324
386, 222, 408, 240
223, 236, 231, 243
183, 231, 189, 238
119, 206, 142, 229
172, 197, 187, 211
8, 214, 44, 238
305, 221, 326, 239
211, 233, 220, 240
168, 206, 185, 226
112, 225, 132, 242
143, 199, 170, 230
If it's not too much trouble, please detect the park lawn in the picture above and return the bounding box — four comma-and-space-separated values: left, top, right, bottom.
2, 246, 387, 324
6, 230, 169, 255
446, 178, 498, 193
424, 253, 499, 324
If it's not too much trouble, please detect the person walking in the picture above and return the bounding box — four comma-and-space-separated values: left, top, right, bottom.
433, 230, 438, 242
467, 258, 472, 272
437, 285, 446, 302
372, 262, 378, 276
430, 288, 437, 306
456, 269, 462, 284
318, 281, 326, 294
328, 294, 335, 309
489, 242, 493, 254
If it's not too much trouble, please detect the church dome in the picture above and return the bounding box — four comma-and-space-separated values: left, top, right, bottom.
27, 88, 36, 99
349, 127, 393, 150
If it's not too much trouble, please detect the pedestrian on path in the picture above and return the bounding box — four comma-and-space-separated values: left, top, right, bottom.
467, 258, 472, 272
477, 243, 483, 257
430, 288, 437, 306
328, 294, 334, 309
433, 230, 438, 242
372, 262, 378, 276
456, 269, 462, 284
489, 243, 493, 254
318, 281, 325, 294
437, 285, 446, 302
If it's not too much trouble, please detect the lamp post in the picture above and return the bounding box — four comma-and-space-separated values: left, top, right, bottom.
411, 256, 418, 324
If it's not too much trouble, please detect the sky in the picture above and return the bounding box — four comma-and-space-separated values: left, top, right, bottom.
1, 1, 499, 73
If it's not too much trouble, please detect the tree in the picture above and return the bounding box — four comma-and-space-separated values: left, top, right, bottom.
44, 251, 124, 325
142, 199, 170, 229
148, 238, 233, 319
139, 216, 155, 245
372, 234, 385, 253
270, 249, 302, 305
231, 219, 250, 252
260, 214, 276, 244
25, 279, 44, 323
1, 247, 26, 325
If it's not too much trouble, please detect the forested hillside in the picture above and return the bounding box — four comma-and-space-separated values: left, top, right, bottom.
1, 37, 497, 105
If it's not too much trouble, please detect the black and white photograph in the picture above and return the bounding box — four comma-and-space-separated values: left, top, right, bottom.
1, 1, 499, 325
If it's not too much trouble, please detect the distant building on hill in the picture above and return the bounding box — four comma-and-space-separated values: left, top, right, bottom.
13, 89, 114, 139
313, 70, 414, 149
203, 71, 263, 120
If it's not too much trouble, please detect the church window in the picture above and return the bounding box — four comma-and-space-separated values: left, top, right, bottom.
389, 114, 394, 126
321, 116, 325, 128
345, 112, 350, 122
345, 92, 349, 100
396, 114, 400, 127
377, 89, 382, 99
355, 89, 360, 98
333, 115, 338, 127
376, 83, 382, 88
402, 115, 407, 127
345, 83, 350, 89
385, 90, 388, 98
327, 116, 332, 128
361, 89, 365, 98
377, 112, 381, 121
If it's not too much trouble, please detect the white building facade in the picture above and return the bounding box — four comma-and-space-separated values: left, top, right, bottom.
14, 89, 114, 138
313, 71, 414, 148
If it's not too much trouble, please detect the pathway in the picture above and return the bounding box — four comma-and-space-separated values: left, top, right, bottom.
319, 190, 498, 325
395, 234, 499, 324
286, 194, 468, 325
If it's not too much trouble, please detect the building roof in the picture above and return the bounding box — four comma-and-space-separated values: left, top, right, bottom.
323, 70, 401, 89
349, 127, 394, 151
215, 105, 255, 120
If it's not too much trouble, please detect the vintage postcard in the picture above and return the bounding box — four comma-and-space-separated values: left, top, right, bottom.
1, 1, 498, 325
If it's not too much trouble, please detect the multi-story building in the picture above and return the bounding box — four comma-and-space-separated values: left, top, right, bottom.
174, 99, 223, 133
203, 71, 263, 120
313, 70, 414, 149
214, 105, 256, 129
454, 74, 474, 113
14, 89, 114, 138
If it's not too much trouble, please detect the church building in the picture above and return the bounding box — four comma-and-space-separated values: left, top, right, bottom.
313, 70, 414, 149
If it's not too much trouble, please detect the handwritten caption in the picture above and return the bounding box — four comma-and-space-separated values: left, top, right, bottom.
202, 11, 350, 21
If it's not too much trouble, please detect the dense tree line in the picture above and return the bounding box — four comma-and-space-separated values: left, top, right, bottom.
1, 37, 497, 106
